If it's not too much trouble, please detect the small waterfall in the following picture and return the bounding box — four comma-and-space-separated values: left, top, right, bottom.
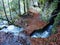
31, 25, 53, 38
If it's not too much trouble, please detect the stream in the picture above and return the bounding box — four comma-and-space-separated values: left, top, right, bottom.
0, 20, 53, 45
0, 20, 24, 36
0, 20, 53, 38
31, 25, 53, 38
0, 20, 31, 45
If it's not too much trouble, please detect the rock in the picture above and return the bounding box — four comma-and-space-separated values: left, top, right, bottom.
29, 25, 60, 45
0, 26, 60, 45
15, 9, 48, 35
0, 32, 6, 43
30, 28, 60, 45
30, 38, 46, 45
18, 32, 31, 45
31, 25, 53, 38
0, 20, 8, 29
0, 31, 31, 45
0, 25, 24, 36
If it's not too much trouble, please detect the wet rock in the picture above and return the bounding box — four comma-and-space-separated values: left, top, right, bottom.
28, 25, 60, 45
0, 25, 60, 45
0, 20, 8, 29
0, 32, 31, 45
0, 25, 24, 36
18, 32, 31, 45
15, 9, 48, 35
30, 28, 60, 45
23, 20, 48, 35
31, 25, 53, 38
0, 32, 6, 43
30, 38, 46, 45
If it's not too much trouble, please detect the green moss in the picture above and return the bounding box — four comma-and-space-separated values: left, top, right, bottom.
52, 27, 57, 34
52, 12, 60, 34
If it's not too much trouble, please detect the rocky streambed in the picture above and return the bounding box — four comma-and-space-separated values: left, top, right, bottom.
0, 25, 60, 45
0, 20, 55, 45
0, 12, 59, 45
0, 20, 31, 45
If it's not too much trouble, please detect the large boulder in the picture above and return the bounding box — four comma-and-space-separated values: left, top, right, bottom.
15, 8, 48, 35
0, 31, 31, 45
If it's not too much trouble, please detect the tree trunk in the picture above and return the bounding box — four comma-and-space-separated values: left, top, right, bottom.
32, 0, 34, 5
2, 0, 9, 23
23, 0, 26, 13
26, 0, 29, 11
18, 0, 21, 15
8, 0, 12, 20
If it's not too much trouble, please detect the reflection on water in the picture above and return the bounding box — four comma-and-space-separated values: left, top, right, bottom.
31, 25, 53, 38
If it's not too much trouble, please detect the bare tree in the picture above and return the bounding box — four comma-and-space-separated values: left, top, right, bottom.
18, 0, 21, 15
26, 0, 29, 11
23, 0, 26, 13
8, 0, 12, 20
2, 0, 9, 23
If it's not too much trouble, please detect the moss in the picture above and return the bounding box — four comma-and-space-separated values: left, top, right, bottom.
52, 27, 57, 34
52, 12, 60, 34
39, 0, 58, 22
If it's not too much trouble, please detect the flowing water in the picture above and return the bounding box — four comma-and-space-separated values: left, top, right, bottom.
0, 20, 54, 45
0, 20, 31, 45
0, 20, 53, 38
31, 25, 53, 38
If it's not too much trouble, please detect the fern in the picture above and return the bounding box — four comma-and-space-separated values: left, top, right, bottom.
39, 0, 58, 22
52, 12, 60, 34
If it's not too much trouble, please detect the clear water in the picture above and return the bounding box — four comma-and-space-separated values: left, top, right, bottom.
31, 25, 53, 38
